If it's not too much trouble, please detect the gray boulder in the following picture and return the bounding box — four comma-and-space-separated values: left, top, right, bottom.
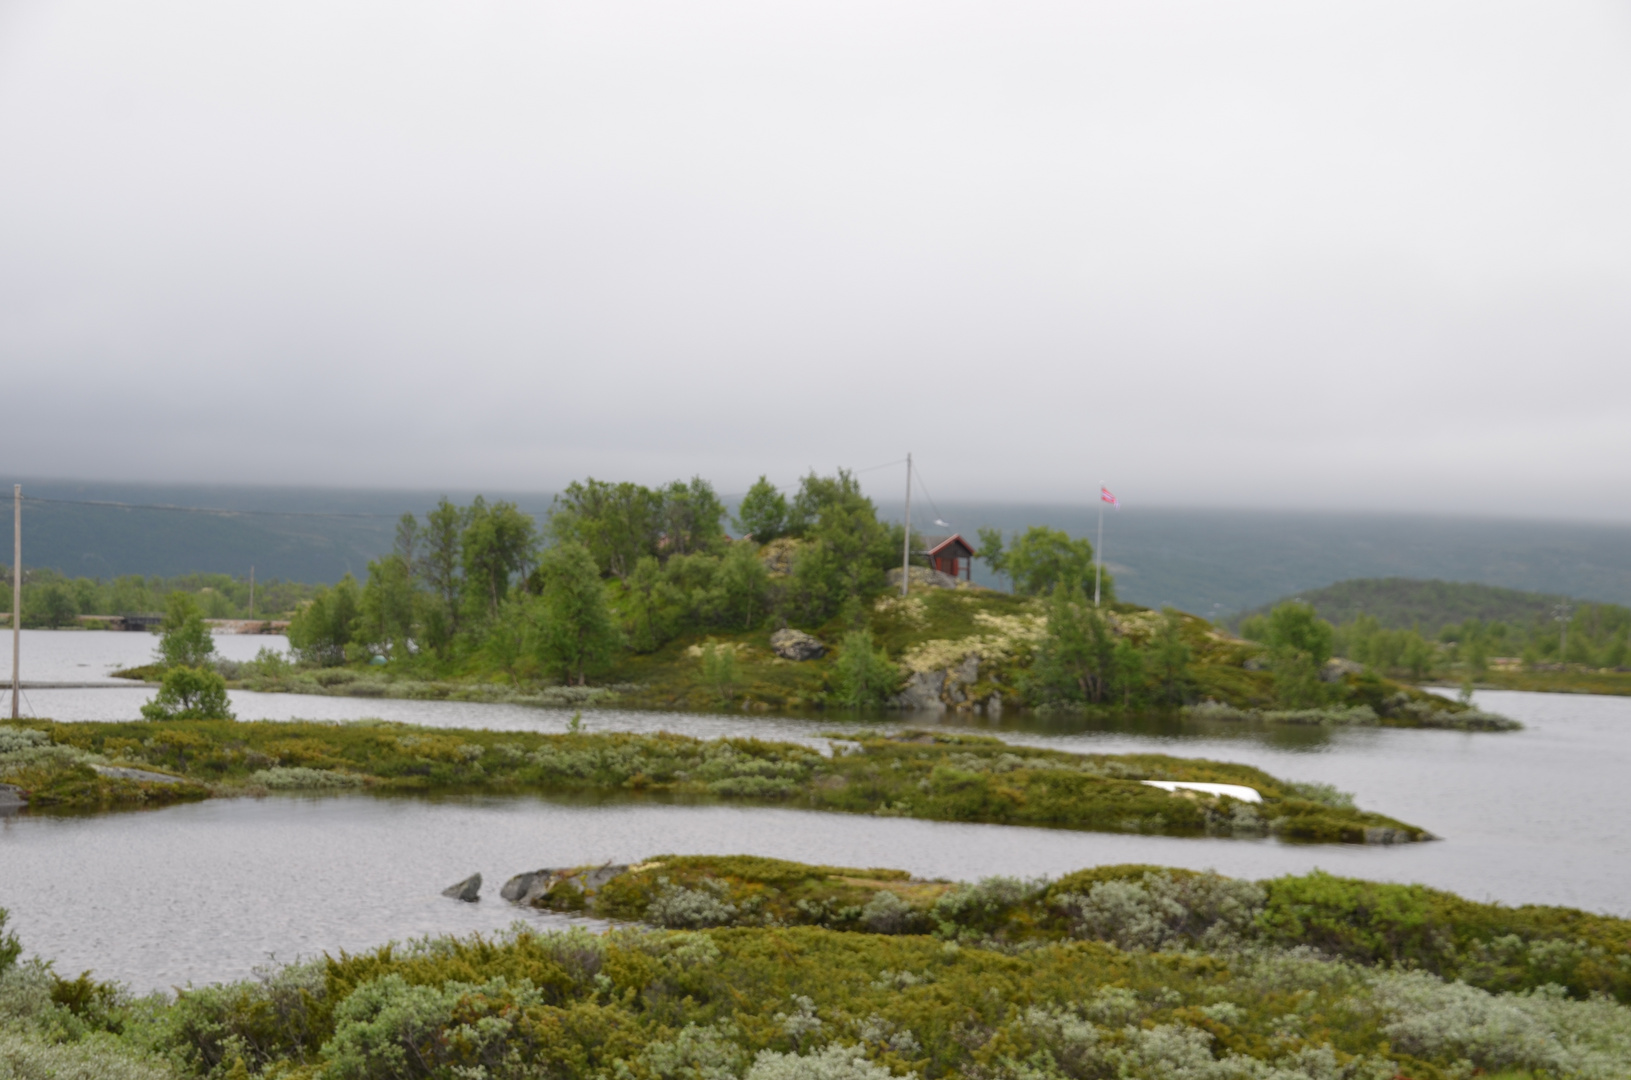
502, 864, 630, 906
91, 764, 185, 784
442, 873, 482, 902
0, 784, 25, 813
770, 629, 824, 661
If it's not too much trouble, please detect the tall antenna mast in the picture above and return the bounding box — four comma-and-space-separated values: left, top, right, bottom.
900, 453, 913, 597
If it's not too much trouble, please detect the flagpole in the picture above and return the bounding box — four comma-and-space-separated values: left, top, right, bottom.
1094, 481, 1103, 608
900, 453, 912, 597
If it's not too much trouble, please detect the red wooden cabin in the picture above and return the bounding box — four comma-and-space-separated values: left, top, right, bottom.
920, 534, 976, 580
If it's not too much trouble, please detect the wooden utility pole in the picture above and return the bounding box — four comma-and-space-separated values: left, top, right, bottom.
900, 453, 912, 596
11, 484, 20, 720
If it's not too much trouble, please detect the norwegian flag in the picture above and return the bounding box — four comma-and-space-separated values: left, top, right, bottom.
1100, 486, 1119, 508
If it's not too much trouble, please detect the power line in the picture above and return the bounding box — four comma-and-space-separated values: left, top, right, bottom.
21, 495, 405, 521
911, 464, 948, 529
851, 458, 908, 474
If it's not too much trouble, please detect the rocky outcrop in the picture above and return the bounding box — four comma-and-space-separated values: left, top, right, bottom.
895, 670, 947, 713
442, 873, 482, 902
885, 566, 960, 591
769, 629, 824, 661
0, 784, 25, 813
758, 538, 800, 577
896, 654, 996, 713
502, 864, 630, 906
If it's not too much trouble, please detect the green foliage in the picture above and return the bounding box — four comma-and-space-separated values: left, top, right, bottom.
784, 471, 894, 625
828, 631, 900, 708
1148, 610, 1192, 706
549, 478, 727, 582
1031, 584, 1116, 704
535, 544, 620, 686
659, 478, 729, 559
140, 667, 235, 721
357, 554, 416, 660
0, 908, 20, 976
1262, 602, 1336, 708
1000, 527, 1109, 600
717, 542, 772, 631
154, 593, 217, 670
287, 575, 362, 667
459, 497, 538, 625
974, 526, 1006, 584
1265, 602, 1335, 666
699, 643, 740, 705
734, 476, 789, 542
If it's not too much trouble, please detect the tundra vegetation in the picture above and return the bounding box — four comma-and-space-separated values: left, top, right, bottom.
112, 474, 1506, 727
2, 858, 1629, 1080
0, 723, 1424, 843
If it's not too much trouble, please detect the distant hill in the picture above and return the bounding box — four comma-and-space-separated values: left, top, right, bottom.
1231, 578, 1575, 633
8, 479, 557, 584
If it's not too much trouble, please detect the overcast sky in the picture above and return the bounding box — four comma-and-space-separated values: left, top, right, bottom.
2, 1, 1629, 517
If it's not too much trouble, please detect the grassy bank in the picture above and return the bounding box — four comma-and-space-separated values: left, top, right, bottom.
3, 859, 1629, 1080
0, 721, 1427, 843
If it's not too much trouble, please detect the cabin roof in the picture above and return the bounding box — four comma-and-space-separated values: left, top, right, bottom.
917, 533, 977, 558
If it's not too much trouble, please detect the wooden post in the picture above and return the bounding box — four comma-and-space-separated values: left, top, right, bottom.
249, 565, 255, 620
11, 484, 19, 720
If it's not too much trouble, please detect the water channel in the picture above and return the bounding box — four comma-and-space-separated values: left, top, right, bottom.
2, 630, 1628, 991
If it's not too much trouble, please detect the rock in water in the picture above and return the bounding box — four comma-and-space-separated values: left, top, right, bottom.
501, 870, 547, 902
770, 628, 825, 661
442, 873, 482, 902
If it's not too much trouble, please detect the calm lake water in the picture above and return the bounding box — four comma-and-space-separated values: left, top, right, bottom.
3, 631, 1629, 991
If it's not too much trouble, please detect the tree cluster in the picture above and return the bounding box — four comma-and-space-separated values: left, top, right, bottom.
976, 525, 1114, 600
1028, 584, 1191, 708
282, 471, 903, 685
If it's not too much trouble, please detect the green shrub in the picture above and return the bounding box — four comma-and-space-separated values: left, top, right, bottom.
828, 631, 900, 708
140, 668, 234, 721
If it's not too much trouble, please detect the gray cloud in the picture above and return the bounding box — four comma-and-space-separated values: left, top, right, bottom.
2, 0, 1630, 517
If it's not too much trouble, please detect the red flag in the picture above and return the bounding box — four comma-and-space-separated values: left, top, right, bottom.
1100, 486, 1119, 508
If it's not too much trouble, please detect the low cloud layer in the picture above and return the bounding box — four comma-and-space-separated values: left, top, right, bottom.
3, 1, 1629, 518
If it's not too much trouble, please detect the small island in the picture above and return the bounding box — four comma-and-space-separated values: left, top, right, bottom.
112, 472, 1514, 730
0, 721, 1427, 844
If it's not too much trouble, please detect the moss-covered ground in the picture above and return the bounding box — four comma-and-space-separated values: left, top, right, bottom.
0, 721, 1426, 843
3, 858, 1628, 1080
